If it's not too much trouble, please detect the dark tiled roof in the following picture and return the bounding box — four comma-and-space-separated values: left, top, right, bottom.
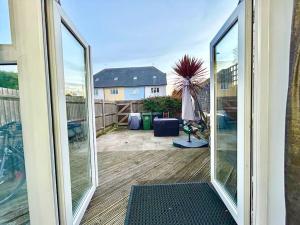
93, 66, 167, 88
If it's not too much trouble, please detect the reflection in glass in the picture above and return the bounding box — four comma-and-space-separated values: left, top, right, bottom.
0, 0, 12, 44
214, 23, 238, 203
0, 65, 30, 224
61, 24, 92, 215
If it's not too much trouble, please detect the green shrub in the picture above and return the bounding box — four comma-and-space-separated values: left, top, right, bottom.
142, 96, 181, 117
0, 70, 18, 89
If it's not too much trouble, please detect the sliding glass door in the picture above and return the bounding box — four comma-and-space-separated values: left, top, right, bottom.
47, 1, 97, 224
210, 0, 252, 224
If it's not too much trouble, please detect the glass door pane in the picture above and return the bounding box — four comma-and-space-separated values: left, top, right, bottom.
61, 24, 92, 215
214, 23, 238, 203
0, 0, 12, 44
0, 65, 30, 224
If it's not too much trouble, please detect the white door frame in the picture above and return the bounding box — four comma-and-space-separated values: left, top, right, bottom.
210, 0, 252, 224
46, 1, 98, 225
252, 1, 270, 223
252, 0, 294, 224
0, 0, 59, 224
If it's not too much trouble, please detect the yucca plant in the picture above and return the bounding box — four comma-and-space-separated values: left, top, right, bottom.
172, 54, 208, 121
171, 55, 210, 141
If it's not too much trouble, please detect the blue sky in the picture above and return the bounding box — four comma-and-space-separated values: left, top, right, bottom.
0, 0, 12, 44
61, 0, 238, 75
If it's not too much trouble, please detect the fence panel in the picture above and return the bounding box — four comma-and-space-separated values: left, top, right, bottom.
94, 100, 118, 132
0, 88, 20, 126
116, 100, 144, 125
66, 96, 86, 122
0, 90, 143, 133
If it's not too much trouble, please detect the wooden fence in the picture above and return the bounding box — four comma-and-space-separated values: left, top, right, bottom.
116, 100, 144, 126
66, 96, 87, 122
0, 88, 144, 133
0, 88, 21, 126
94, 100, 144, 131
94, 100, 118, 132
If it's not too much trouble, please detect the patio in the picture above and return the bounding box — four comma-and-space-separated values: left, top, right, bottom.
80, 129, 210, 225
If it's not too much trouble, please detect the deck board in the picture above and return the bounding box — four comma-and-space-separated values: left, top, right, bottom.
81, 149, 210, 225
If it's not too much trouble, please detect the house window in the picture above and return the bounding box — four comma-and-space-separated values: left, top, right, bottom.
94, 89, 98, 95
153, 75, 157, 79
114, 77, 118, 81
133, 76, 137, 80
110, 88, 118, 95
151, 87, 159, 94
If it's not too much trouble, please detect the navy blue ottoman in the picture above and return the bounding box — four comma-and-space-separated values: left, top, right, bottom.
153, 118, 179, 137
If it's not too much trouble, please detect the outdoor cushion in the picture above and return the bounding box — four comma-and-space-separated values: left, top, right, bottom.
153, 118, 179, 137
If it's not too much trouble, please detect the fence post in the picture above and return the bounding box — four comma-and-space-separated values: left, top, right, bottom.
102, 99, 105, 129
115, 102, 118, 124
130, 101, 133, 113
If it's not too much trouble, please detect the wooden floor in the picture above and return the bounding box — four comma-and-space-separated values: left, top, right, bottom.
80, 149, 210, 225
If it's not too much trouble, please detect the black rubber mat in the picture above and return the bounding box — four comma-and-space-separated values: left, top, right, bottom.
125, 182, 237, 225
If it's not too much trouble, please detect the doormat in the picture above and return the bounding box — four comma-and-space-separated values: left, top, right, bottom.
125, 182, 237, 225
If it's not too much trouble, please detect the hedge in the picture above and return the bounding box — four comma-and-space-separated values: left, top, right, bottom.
142, 96, 181, 117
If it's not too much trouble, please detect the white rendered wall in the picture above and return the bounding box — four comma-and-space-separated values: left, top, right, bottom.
145, 85, 166, 98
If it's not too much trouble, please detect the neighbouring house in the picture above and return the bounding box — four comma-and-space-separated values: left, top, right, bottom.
93, 66, 167, 101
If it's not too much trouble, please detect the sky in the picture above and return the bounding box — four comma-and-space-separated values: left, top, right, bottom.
61, 24, 87, 96
0, 0, 12, 44
60, 0, 239, 77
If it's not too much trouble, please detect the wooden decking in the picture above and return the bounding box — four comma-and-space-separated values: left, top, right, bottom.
0, 129, 210, 225
80, 148, 210, 225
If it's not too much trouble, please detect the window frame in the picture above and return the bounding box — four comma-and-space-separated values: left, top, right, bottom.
151, 87, 159, 94
110, 88, 118, 95
0, 1, 59, 224
46, 1, 98, 224
210, 0, 252, 224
